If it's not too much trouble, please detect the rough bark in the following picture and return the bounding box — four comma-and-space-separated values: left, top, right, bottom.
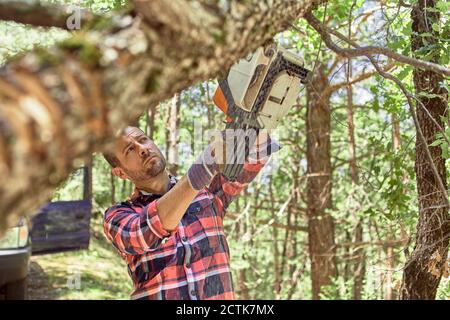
0, 0, 96, 30
400, 0, 449, 300
306, 63, 337, 299
0, 0, 318, 232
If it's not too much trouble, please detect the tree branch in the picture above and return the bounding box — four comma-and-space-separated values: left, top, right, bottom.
325, 56, 343, 78
304, 11, 450, 77
0, 0, 95, 30
322, 62, 395, 97
304, 10, 449, 208
335, 238, 409, 249
226, 212, 308, 233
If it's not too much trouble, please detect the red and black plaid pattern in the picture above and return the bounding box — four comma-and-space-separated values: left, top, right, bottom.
103, 139, 279, 300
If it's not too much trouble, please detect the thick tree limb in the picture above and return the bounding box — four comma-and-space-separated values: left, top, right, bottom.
0, 0, 319, 232
304, 12, 450, 77
0, 0, 96, 30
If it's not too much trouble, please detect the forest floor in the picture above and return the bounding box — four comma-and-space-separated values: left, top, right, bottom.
27, 223, 132, 300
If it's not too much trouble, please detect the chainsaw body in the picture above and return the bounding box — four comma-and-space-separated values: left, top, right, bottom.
213, 44, 309, 180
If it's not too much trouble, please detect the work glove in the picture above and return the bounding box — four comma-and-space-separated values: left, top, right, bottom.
187, 135, 225, 191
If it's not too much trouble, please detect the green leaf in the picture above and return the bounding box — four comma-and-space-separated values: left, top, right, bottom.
373, 97, 379, 111
425, 7, 441, 13
437, 0, 450, 11
397, 68, 411, 81
370, 85, 378, 94
430, 139, 442, 147
432, 23, 440, 32
442, 145, 450, 159
373, 98, 380, 112
440, 55, 450, 65
417, 91, 443, 99
388, 38, 406, 51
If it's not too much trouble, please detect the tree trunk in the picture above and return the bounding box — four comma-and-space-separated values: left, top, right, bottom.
121, 179, 128, 200
0, 0, 318, 232
82, 156, 92, 202
306, 63, 337, 299
384, 228, 394, 300
233, 197, 250, 300
385, 113, 401, 300
269, 179, 281, 298
400, 0, 449, 300
286, 161, 301, 299
110, 170, 116, 205
146, 106, 157, 141
166, 93, 181, 176
346, 57, 365, 300
351, 221, 365, 299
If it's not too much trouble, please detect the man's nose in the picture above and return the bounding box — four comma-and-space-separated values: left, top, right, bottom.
137, 143, 149, 157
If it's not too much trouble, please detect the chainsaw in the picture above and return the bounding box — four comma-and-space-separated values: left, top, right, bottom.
213, 43, 309, 180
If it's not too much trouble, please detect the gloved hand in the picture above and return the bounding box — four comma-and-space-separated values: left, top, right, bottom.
187, 135, 225, 191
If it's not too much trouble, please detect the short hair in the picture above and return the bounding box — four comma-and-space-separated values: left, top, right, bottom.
103, 152, 121, 168
102, 125, 146, 168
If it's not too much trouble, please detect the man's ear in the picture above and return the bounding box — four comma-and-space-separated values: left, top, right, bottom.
112, 167, 129, 180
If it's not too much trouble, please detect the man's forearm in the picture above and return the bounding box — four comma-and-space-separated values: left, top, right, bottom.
156, 176, 198, 231
156, 139, 223, 231
155, 130, 270, 232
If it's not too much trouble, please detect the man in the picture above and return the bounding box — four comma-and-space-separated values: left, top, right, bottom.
102, 125, 279, 300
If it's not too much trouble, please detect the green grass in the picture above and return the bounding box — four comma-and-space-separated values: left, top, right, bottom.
29, 229, 133, 300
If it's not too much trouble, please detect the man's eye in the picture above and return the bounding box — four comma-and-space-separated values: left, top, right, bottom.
126, 146, 134, 154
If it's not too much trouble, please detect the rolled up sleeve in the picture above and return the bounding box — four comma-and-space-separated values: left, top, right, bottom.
103, 200, 177, 255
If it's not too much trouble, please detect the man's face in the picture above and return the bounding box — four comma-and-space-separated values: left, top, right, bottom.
113, 126, 166, 182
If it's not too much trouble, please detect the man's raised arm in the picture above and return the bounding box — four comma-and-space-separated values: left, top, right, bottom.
103, 140, 224, 254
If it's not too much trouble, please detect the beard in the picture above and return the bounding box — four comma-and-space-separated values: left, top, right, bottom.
124, 154, 166, 182
144, 156, 166, 177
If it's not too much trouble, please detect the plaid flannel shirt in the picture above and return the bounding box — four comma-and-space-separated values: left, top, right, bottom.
103, 137, 280, 300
